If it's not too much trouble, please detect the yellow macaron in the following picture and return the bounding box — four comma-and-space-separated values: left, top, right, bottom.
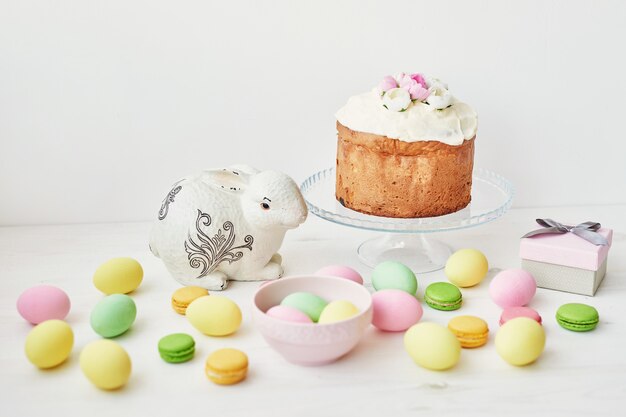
447, 315, 489, 348
171, 286, 209, 315
205, 348, 248, 385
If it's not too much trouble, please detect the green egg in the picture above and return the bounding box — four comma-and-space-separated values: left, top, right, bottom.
280, 292, 328, 322
371, 261, 417, 295
90, 294, 137, 338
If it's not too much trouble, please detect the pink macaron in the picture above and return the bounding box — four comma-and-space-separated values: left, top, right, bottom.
315, 265, 364, 285
266, 305, 313, 324
489, 269, 536, 308
499, 306, 542, 326
17, 285, 71, 324
372, 289, 423, 332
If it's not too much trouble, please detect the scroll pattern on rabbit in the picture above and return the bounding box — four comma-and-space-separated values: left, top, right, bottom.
158, 180, 183, 220
184, 209, 254, 278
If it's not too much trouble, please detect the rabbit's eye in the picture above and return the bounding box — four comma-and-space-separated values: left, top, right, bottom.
261, 202, 270, 210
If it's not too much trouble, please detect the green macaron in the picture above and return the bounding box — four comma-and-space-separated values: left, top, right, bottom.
158, 333, 196, 363
556, 303, 599, 332
371, 261, 417, 295
424, 282, 462, 311
90, 294, 137, 338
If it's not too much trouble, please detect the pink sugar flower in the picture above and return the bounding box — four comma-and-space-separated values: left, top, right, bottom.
410, 73, 428, 89
396, 73, 412, 89
407, 82, 430, 101
379, 75, 398, 92
396, 73, 430, 101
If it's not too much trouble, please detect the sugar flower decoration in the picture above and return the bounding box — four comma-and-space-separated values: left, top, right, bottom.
425, 76, 448, 90
382, 88, 412, 112
379, 76, 398, 92
396, 72, 430, 101
425, 85, 453, 110
379, 72, 452, 111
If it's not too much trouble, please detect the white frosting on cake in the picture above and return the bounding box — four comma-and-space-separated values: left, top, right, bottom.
335, 90, 478, 146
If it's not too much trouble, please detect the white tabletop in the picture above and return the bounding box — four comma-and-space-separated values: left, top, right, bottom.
1, 205, 624, 417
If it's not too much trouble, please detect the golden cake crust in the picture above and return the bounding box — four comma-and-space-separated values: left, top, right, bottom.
335, 122, 474, 218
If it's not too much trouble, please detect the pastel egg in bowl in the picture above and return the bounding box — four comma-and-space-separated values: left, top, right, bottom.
253, 275, 373, 366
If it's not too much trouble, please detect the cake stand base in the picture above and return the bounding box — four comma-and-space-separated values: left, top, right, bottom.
357, 234, 452, 273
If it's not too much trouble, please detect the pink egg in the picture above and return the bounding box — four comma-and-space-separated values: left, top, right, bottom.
372, 289, 422, 332
315, 265, 364, 285
489, 269, 536, 308
17, 285, 71, 324
500, 306, 542, 326
266, 305, 313, 324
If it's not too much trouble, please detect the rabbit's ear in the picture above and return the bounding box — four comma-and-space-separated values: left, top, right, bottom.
201, 169, 248, 192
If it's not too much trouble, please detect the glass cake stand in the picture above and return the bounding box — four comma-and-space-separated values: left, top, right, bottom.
300, 167, 514, 272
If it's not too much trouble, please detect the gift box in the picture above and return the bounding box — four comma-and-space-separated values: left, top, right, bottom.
519, 220, 613, 296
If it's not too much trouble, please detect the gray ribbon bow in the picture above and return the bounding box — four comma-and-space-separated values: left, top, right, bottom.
522, 218, 608, 246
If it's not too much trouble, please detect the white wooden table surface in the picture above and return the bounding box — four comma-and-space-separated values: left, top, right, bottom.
1, 205, 624, 417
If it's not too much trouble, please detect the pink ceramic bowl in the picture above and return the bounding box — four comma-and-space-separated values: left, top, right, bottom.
253, 275, 373, 366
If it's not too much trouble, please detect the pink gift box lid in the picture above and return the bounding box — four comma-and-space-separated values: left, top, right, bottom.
519, 227, 612, 271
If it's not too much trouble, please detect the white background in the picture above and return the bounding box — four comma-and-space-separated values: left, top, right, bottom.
1, 0, 626, 226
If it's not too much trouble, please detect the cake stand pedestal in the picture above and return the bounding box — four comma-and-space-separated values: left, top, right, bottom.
300, 167, 514, 273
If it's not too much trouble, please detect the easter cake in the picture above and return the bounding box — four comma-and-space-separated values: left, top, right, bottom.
335, 72, 478, 218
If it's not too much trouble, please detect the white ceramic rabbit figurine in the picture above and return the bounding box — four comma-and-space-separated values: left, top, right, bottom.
149, 165, 308, 290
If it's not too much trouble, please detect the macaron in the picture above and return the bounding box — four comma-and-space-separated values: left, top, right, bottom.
205, 348, 248, 385
500, 306, 542, 326
17, 285, 71, 324
93, 257, 143, 295
371, 289, 423, 332
24, 319, 74, 369
90, 294, 137, 338
447, 315, 489, 348
280, 292, 328, 323
171, 286, 209, 315
556, 303, 599, 332
80, 340, 132, 390
186, 295, 242, 336
315, 265, 364, 284
424, 282, 462, 311
266, 305, 313, 323
404, 322, 461, 371
158, 333, 195, 363
371, 261, 417, 295
445, 249, 489, 287
495, 317, 545, 366
318, 300, 359, 324
489, 269, 536, 308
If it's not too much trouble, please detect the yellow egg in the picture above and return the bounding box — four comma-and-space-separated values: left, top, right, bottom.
93, 257, 143, 294
318, 300, 359, 324
80, 340, 131, 390
445, 249, 488, 288
404, 322, 461, 370
25, 319, 74, 369
186, 296, 242, 336
495, 317, 545, 366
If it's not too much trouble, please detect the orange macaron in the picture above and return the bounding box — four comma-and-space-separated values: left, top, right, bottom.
447, 315, 489, 348
205, 348, 248, 385
171, 286, 208, 315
